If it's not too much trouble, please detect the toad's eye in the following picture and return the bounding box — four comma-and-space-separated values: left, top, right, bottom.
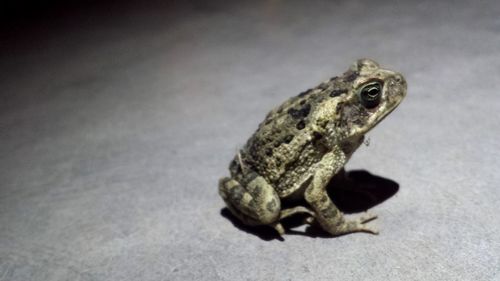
359, 82, 382, 108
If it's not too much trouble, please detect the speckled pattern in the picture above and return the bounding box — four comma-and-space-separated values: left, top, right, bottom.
1, 0, 500, 280
219, 59, 406, 236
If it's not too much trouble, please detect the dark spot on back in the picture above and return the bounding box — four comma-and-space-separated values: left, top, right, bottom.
283, 134, 294, 144
313, 131, 323, 140
344, 71, 359, 82
248, 145, 257, 158
313, 95, 325, 103
336, 102, 344, 113
276, 157, 282, 166
229, 159, 241, 174
330, 89, 348, 97
357, 61, 365, 71
312, 131, 324, 147
299, 99, 306, 105
231, 186, 244, 202
297, 88, 313, 97
266, 199, 278, 212
246, 172, 259, 183
296, 120, 306, 130
265, 148, 273, 156
288, 103, 311, 119
253, 185, 262, 194
300, 103, 311, 117
287, 108, 302, 119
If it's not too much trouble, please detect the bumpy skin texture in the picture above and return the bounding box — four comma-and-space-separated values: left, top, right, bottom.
219, 59, 407, 236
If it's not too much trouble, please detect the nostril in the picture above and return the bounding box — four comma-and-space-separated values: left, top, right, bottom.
393, 74, 406, 88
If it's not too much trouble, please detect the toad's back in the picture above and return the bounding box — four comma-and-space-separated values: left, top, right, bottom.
230, 75, 354, 194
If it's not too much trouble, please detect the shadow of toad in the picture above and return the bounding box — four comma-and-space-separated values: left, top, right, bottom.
220, 169, 399, 240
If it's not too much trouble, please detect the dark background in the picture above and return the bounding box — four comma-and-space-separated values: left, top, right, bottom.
1, 0, 499, 280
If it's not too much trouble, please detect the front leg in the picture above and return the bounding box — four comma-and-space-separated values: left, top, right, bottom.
304, 147, 378, 236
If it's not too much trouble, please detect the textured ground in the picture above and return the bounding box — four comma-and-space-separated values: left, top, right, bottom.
1, 0, 499, 280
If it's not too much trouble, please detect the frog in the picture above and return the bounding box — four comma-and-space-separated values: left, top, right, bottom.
219, 59, 407, 236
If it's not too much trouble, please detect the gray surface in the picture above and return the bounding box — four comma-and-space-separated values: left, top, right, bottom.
1, 0, 500, 280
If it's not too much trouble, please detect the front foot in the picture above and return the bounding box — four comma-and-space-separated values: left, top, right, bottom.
305, 212, 379, 235
302, 148, 380, 237
341, 212, 379, 235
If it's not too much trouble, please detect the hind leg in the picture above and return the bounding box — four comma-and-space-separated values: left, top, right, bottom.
219, 172, 283, 234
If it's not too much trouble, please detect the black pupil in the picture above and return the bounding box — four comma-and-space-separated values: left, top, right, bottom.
363, 85, 380, 100
367, 87, 379, 97
360, 82, 382, 108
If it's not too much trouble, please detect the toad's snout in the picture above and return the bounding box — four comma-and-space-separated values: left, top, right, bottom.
386, 73, 407, 99
393, 74, 407, 95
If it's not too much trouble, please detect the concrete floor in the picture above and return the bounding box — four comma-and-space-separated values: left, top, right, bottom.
1, 0, 499, 280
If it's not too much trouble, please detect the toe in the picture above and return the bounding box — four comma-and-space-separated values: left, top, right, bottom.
359, 212, 378, 224
303, 216, 315, 225
361, 225, 379, 235
272, 222, 285, 236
